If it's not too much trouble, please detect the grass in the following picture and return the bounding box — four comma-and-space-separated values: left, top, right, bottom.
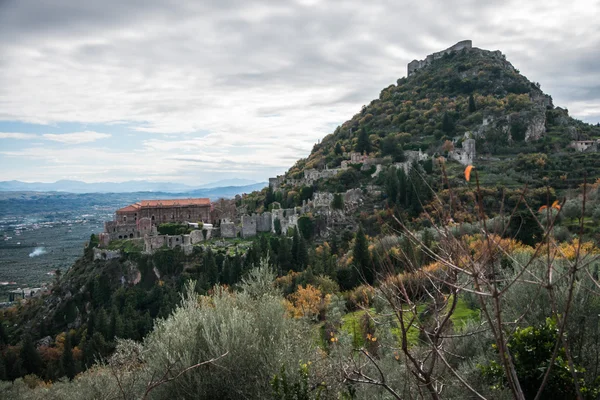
449, 295, 480, 330
339, 296, 480, 349
106, 239, 143, 253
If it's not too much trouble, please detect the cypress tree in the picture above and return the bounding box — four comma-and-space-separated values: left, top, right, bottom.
468, 94, 477, 112
385, 166, 399, 206
204, 250, 219, 285
355, 128, 372, 154
278, 237, 292, 274
442, 112, 454, 134
334, 142, 343, 155
332, 193, 344, 210
61, 333, 76, 380
20, 335, 42, 377
353, 226, 373, 284
108, 306, 123, 340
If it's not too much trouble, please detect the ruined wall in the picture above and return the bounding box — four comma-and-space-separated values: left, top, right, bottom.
571, 140, 599, 152
303, 168, 340, 184
93, 248, 121, 261
105, 221, 138, 240
408, 40, 472, 76
241, 215, 257, 238
313, 192, 334, 208
220, 221, 236, 238
256, 212, 272, 232
448, 138, 476, 166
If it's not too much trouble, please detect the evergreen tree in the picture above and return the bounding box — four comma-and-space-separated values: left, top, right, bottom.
108, 306, 123, 340
204, 250, 219, 285
355, 128, 372, 154
291, 228, 304, 271
397, 167, 408, 206
259, 234, 271, 256
61, 333, 76, 380
0, 321, 8, 346
385, 166, 399, 206
334, 142, 343, 155
442, 112, 454, 134
86, 312, 96, 339
230, 254, 243, 283
278, 237, 292, 274
274, 218, 282, 235
95, 308, 108, 339
331, 193, 344, 210
468, 93, 477, 112
265, 185, 275, 208
20, 335, 42, 377
353, 226, 373, 284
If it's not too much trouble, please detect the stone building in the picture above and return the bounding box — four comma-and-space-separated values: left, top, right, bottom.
103, 198, 211, 241
571, 139, 599, 152
448, 138, 476, 166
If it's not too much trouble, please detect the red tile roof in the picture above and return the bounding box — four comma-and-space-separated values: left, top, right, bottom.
116, 204, 141, 213
139, 198, 210, 207
116, 198, 210, 213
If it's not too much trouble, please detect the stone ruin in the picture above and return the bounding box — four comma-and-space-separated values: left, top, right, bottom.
408, 40, 473, 76
313, 192, 334, 208
448, 138, 476, 166
93, 248, 122, 261
571, 139, 600, 152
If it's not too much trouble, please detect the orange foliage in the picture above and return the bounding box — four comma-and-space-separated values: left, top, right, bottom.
285, 284, 331, 319
554, 239, 599, 260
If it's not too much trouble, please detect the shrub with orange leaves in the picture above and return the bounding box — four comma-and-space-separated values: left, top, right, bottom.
464, 234, 532, 262
553, 239, 599, 260
285, 284, 331, 320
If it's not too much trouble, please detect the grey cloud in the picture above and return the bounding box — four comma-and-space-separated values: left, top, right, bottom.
0, 0, 599, 183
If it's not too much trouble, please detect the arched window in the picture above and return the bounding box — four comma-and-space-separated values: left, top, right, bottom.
151, 215, 155, 221
123, 216, 127, 222
130, 233, 134, 238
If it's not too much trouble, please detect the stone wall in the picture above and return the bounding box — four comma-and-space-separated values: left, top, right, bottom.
313, 192, 334, 208
256, 212, 272, 232
220, 221, 236, 238
144, 234, 193, 255
241, 215, 256, 238
408, 40, 472, 76
571, 140, 599, 152
448, 138, 476, 166
303, 168, 340, 184
93, 248, 121, 261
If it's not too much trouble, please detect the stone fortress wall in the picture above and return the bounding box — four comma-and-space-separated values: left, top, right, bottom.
408, 40, 473, 76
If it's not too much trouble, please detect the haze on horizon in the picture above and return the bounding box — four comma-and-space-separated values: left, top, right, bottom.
0, 0, 598, 185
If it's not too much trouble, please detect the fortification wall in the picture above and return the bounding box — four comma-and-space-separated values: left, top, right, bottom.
408, 40, 473, 76
241, 215, 257, 238
220, 221, 236, 238
256, 212, 272, 232
93, 248, 121, 261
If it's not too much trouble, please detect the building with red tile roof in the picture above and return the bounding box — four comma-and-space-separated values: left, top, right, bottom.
102, 198, 211, 241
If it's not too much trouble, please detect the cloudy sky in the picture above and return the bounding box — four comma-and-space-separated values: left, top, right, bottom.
0, 0, 598, 185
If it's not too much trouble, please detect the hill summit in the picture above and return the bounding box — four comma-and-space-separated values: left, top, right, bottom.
275, 40, 599, 190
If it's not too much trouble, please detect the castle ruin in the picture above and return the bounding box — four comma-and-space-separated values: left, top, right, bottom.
408, 40, 473, 76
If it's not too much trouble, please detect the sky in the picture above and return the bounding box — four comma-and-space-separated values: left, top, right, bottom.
0, 0, 599, 185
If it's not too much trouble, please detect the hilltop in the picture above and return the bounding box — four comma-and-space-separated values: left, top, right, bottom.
276, 41, 599, 191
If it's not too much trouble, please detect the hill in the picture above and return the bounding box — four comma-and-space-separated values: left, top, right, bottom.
280, 41, 600, 191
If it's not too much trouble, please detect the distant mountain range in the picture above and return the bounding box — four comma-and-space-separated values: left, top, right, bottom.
0, 179, 261, 194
